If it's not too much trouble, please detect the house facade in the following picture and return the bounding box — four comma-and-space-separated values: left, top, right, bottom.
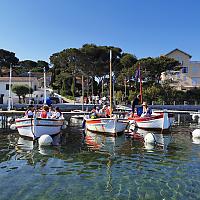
0, 77, 39, 104
161, 48, 200, 90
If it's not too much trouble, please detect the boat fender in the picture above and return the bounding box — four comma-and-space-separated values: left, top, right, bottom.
38, 135, 53, 146
61, 124, 67, 129
10, 124, 16, 130
192, 129, 200, 138
144, 133, 156, 144
192, 137, 200, 144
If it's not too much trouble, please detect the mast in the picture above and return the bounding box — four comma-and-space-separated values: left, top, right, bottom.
82, 75, 84, 111
139, 63, 143, 103
109, 50, 112, 117
7, 64, 12, 111
43, 67, 47, 104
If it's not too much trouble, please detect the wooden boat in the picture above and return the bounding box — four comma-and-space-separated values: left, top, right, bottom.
85, 118, 128, 136
84, 50, 128, 135
128, 111, 174, 130
15, 116, 64, 139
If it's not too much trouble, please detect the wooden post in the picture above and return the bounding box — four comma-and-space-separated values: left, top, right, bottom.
109, 50, 112, 117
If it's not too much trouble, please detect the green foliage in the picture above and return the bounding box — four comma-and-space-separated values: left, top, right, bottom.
142, 85, 161, 103
116, 91, 123, 104
61, 79, 67, 96
12, 84, 31, 103
0, 49, 19, 76
128, 90, 137, 102
135, 56, 180, 83
0, 49, 19, 68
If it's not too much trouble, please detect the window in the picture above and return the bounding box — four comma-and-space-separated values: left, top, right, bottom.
34, 85, 37, 91
182, 67, 188, 73
183, 76, 187, 81
6, 84, 9, 90
176, 56, 182, 64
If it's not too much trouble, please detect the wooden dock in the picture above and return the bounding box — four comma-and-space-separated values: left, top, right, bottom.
0, 104, 198, 130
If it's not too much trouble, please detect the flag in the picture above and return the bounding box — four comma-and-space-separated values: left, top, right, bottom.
135, 67, 140, 81
135, 63, 142, 103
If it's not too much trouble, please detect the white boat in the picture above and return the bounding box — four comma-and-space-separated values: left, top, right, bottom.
70, 110, 85, 125
84, 50, 128, 136
15, 117, 64, 139
128, 111, 174, 130
15, 66, 65, 139
85, 117, 128, 136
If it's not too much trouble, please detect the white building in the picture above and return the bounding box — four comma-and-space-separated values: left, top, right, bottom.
0, 77, 39, 104
161, 48, 200, 90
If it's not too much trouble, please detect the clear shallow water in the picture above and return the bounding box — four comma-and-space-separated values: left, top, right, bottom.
0, 124, 200, 200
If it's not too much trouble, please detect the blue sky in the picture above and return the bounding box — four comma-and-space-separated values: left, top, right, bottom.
0, 0, 200, 62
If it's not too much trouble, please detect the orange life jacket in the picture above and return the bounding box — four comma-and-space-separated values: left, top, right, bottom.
41, 111, 47, 118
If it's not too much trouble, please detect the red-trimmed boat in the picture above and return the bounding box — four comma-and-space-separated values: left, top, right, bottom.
128, 111, 174, 130
85, 117, 128, 136
15, 117, 64, 139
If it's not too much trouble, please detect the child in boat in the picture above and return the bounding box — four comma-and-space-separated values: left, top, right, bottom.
52, 107, 62, 119
141, 101, 152, 117
25, 105, 34, 118
40, 105, 51, 118
90, 105, 100, 119
99, 105, 107, 117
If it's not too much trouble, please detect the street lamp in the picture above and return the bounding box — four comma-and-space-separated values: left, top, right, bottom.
28, 71, 31, 103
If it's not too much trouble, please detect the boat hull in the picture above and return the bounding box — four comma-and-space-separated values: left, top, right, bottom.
85, 118, 128, 135
128, 112, 174, 130
15, 118, 64, 139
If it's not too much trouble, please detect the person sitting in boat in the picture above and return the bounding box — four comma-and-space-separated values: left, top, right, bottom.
90, 105, 100, 119
40, 105, 51, 118
25, 105, 34, 118
105, 106, 111, 118
52, 107, 62, 119
99, 105, 107, 117
141, 101, 152, 117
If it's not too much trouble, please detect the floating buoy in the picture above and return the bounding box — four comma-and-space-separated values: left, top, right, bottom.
10, 123, 16, 130
38, 135, 53, 146
144, 133, 156, 144
192, 129, 200, 138
192, 114, 200, 121
192, 137, 200, 144
144, 142, 155, 151
61, 124, 67, 129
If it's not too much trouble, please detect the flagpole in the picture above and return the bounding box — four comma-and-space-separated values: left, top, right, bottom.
139, 63, 143, 103
109, 50, 112, 117
43, 67, 47, 104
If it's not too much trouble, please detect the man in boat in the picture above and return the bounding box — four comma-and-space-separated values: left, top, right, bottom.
141, 101, 152, 117
132, 94, 140, 115
90, 105, 99, 119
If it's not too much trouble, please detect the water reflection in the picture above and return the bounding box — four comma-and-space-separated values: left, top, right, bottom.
125, 128, 173, 152
17, 137, 34, 151
1, 126, 200, 199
